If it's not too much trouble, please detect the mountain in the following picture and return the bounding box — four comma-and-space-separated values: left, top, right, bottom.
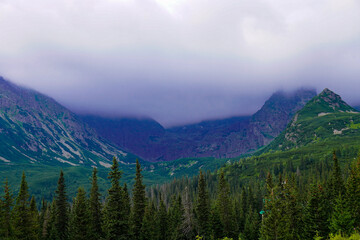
83, 88, 317, 161
0, 76, 135, 167
262, 88, 360, 152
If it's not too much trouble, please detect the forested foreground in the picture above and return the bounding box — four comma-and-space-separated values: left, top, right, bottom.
1, 153, 360, 240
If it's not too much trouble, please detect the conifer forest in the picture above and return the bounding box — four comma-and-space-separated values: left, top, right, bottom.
2, 152, 360, 240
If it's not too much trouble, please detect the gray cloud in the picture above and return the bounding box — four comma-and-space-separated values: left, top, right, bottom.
0, 0, 359, 126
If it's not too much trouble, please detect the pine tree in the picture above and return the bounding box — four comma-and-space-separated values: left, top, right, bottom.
330, 193, 354, 236
303, 184, 329, 239
131, 159, 146, 240
157, 196, 168, 240
210, 205, 223, 240
89, 167, 103, 239
196, 170, 210, 239
70, 187, 90, 240
346, 156, 360, 228
243, 205, 259, 240
55, 170, 69, 240
216, 170, 236, 239
282, 176, 302, 240
30, 196, 40, 239
0, 178, 13, 239
140, 202, 158, 240
328, 151, 344, 202
180, 187, 195, 240
122, 183, 131, 239
104, 157, 128, 240
260, 173, 286, 240
39, 198, 47, 239
46, 199, 57, 240
168, 195, 184, 240
13, 172, 32, 240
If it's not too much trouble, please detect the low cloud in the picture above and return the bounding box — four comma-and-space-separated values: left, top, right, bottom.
0, 0, 359, 126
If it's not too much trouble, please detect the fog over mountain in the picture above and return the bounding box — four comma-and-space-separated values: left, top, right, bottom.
0, 0, 359, 126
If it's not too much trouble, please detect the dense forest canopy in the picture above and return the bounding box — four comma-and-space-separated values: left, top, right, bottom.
2, 150, 360, 240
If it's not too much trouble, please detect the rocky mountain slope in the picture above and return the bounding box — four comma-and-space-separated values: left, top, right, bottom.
83, 89, 316, 161
262, 88, 360, 152
0, 76, 135, 167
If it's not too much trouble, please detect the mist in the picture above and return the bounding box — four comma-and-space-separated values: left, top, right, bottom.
0, 0, 359, 126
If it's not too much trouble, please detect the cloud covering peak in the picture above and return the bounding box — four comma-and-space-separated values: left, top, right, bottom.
0, 0, 359, 126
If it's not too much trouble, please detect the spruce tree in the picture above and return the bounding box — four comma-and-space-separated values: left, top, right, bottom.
282, 176, 302, 240
121, 183, 131, 239
55, 170, 69, 240
0, 178, 13, 239
13, 172, 32, 240
157, 196, 168, 240
346, 157, 360, 228
140, 202, 158, 240
104, 157, 128, 240
180, 187, 195, 240
196, 170, 210, 239
39, 198, 47, 239
30, 196, 40, 239
215, 170, 236, 239
131, 159, 146, 240
89, 167, 103, 239
330, 193, 354, 236
70, 187, 90, 240
260, 173, 286, 240
168, 195, 183, 240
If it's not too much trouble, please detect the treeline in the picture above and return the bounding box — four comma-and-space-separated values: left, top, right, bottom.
1, 152, 360, 240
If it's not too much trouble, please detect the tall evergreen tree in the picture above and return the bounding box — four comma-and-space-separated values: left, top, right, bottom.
70, 187, 90, 240
89, 167, 103, 239
13, 172, 32, 240
104, 157, 129, 240
30, 196, 40, 239
55, 170, 69, 240
346, 156, 360, 228
330, 193, 354, 236
131, 159, 146, 240
157, 196, 168, 240
140, 202, 158, 240
180, 187, 195, 240
282, 176, 302, 240
303, 183, 329, 239
196, 170, 210, 239
168, 195, 184, 240
0, 179, 14, 239
216, 170, 237, 239
0, 178, 13, 239
260, 173, 286, 240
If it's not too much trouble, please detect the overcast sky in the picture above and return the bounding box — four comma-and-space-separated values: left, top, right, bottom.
0, 0, 359, 126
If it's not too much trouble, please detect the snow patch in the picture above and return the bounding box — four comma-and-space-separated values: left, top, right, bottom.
55, 157, 78, 166
318, 112, 330, 117
99, 161, 112, 168
0, 156, 10, 162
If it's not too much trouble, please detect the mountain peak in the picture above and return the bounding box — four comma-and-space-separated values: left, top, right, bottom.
295, 88, 357, 121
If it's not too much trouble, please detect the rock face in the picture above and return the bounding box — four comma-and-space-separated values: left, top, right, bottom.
261, 88, 360, 152
0, 77, 133, 166
84, 89, 316, 162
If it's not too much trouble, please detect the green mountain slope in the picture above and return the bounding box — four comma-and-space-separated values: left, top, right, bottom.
261, 88, 360, 152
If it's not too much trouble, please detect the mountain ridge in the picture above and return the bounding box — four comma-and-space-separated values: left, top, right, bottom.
0, 76, 136, 167
83, 88, 317, 161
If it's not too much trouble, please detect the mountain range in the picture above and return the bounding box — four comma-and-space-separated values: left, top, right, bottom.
2, 75, 360, 199
0, 75, 318, 165
82, 89, 316, 161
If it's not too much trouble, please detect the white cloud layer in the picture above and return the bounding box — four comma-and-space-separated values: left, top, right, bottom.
0, 0, 359, 126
